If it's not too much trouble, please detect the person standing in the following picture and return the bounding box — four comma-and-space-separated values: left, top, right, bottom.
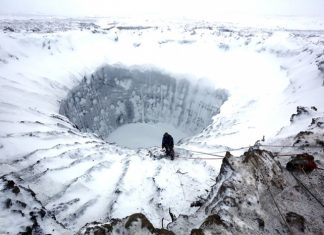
162, 132, 174, 160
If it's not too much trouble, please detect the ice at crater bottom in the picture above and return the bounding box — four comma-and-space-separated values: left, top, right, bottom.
107, 122, 187, 148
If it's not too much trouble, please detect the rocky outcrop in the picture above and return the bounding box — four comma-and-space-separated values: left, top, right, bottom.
78, 146, 324, 234
171, 145, 324, 234
290, 106, 318, 123
77, 213, 175, 235
0, 176, 68, 235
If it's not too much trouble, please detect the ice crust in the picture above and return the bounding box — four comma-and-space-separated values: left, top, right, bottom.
106, 122, 187, 148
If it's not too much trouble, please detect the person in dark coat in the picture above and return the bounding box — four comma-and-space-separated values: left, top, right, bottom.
162, 132, 174, 160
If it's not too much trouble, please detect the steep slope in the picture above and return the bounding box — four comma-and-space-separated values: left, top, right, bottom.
59, 65, 228, 140
80, 108, 324, 234
175, 107, 324, 234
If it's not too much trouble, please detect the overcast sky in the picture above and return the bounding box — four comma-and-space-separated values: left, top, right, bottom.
0, 0, 323, 18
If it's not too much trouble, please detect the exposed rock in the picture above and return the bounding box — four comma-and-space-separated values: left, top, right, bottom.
78, 213, 175, 235
155, 228, 176, 235
3, 26, 14, 32
293, 131, 314, 146
0, 177, 68, 234
190, 229, 204, 235
255, 218, 265, 230
5, 180, 15, 189
286, 212, 305, 233
318, 60, 324, 73
315, 139, 324, 146
5, 198, 12, 208
166, 149, 324, 234
310, 117, 324, 128
200, 214, 228, 229
225, 151, 233, 158
19, 226, 32, 235
290, 106, 313, 123
12, 186, 20, 194
16, 200, 27, 208
294, 131, 313, 139
293, 120, 324, 147
311, 106, 317, 111
190, 199, 205, 208
125, 213, 155, 232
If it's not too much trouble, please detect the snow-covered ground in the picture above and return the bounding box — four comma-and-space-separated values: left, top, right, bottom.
0, 16, 324, 234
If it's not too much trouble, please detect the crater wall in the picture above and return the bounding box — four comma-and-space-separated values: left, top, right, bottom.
59, 65, 228, 140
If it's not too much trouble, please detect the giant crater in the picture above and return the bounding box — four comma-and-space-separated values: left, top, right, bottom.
59, 65, 228, 147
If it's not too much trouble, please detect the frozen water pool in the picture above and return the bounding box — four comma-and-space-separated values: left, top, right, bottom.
106, 122, 187, 148
59, 65, 228, 148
